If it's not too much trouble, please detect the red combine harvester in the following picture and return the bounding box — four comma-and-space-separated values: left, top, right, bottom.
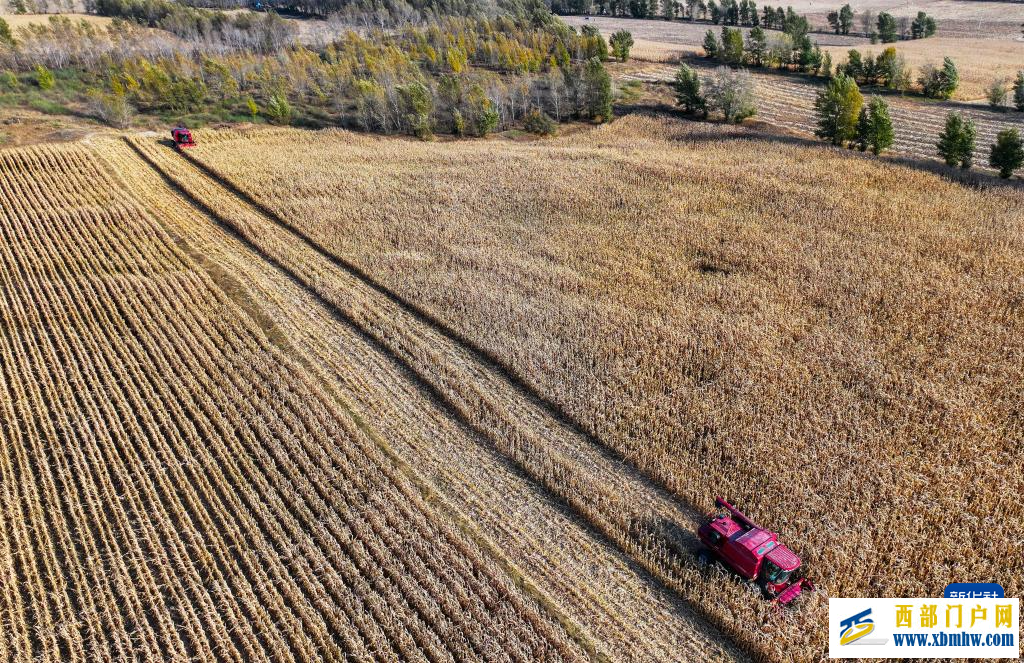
171, 125, 195, 150
698, 497, 814, 605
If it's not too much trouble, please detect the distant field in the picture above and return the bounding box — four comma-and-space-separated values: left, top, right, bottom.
0, 12, 112, 29
624, 62, 1024, 160
568, 15, 1024, 101
823, 36, 1024, 101
563, 1, 1024, 38
564, 15, 867, 48
178, 115, 1023, 662
783, 0, 1024, 37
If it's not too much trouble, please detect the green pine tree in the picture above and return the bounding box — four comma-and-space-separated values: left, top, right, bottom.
989, 128, 1024, 178
1012, 71, 1024, 112
855, 96, 893, 155
814, 72, 863, 146
703, 30, 719, 59
584, 57, 613, 123
673, 63, 706, 116
936, 112, 976, 169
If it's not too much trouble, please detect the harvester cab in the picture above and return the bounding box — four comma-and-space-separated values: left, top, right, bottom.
171, 125, 195, 150
697, 497, 814, 605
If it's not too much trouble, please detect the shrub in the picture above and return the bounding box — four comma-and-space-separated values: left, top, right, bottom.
169, 77, 206, 113
0, 17, 13, 46
702, 66, 756, 123
246, 96, 259, 122
467, 84, 499, 136
1014, 71, 1024, 112
0, 70, 19, 91
523, 107, 556, 135
35, 65, 55, 90
989, 128, 1024, 178
987, 80, 1008, 111
398, 81, 433, 139
264, 92, 292, 126
609, 30, 634, 62
936, 112, 976, 169
88, 88, 134, 129
814, 72, 862, 145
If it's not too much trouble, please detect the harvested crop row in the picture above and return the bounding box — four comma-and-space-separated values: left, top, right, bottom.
185, 117, 1024, 661
0, 143, 586, 663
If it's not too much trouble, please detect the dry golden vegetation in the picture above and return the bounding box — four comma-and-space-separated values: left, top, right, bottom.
3, 110, 1022, 663
0, 12, 113, 30
822, 37, 1024, 101
180, 116, 1024, 661
0, 142, 589, 663
566, 15, 1024, 100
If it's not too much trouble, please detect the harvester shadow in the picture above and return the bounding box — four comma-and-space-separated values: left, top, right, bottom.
127, 138, 759, 663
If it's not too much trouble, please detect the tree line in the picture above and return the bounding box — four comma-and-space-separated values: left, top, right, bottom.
667, 53, 1023, 178
815, 72, 1024, 178
0, 12, 620, 138
826, 5, 936, 43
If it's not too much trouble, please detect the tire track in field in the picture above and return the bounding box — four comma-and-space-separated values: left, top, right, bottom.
119, 136, 761, 662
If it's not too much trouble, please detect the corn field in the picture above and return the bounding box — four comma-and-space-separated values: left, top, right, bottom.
622, 64, 1024, 170
1, 114, 1021, 663
174, 116, 1021, 661
0, 142, 588, 663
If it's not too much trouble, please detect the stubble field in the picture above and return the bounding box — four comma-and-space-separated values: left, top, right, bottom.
623, 63, 1024, 166
0, 142, 589, 663
1, 112, 1021, 663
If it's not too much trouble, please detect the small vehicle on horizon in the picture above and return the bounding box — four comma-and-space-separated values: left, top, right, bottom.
171, 125, 196, 150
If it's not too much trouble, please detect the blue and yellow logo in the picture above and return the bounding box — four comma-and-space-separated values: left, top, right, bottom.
839, 608, 875, 645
